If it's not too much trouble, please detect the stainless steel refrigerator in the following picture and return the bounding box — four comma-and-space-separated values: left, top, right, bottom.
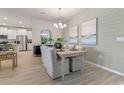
16, 35, 27, 51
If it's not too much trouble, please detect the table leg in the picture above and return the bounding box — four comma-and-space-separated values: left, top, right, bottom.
14, 54, 17, 67
62, 56, 65, 80
16, 54, 18, 67
12, 59, 15, 70
80, 56, 82, 74
15, 57, 17, 67
80, 54, 85, 74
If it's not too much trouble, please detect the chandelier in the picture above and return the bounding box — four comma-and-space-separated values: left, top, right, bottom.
53, 8, 67, 29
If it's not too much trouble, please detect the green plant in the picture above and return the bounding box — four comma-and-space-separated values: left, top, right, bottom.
41, 36, 54, 45
56, 37, 64, 44
8, 43, 14, 50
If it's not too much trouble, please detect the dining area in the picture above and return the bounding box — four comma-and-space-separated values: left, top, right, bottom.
40, 44, 87, 80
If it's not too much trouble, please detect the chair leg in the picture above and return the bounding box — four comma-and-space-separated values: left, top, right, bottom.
69, 58, 73, 72
15, 54, 18, 67
16, 57, 17, 67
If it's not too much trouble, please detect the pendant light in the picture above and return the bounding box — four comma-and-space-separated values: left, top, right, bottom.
53, 8, 67, 29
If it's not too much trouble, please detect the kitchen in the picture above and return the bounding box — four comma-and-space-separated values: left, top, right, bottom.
0, 26, 32, 52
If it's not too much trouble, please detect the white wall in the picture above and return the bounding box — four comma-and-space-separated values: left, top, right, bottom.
65, 8, 124, 73
31, 19, 62, 44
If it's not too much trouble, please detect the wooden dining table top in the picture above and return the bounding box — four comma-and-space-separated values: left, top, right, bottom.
0, 51, 17, 57
56, 48, 87, 57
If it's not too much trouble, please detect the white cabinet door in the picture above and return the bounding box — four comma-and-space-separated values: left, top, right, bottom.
27, 31, 32, 39
8, 29, 17, 39
17, 28, 27, 36
0, 27, 8, 35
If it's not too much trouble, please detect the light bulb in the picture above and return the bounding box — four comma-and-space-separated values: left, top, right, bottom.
42, 33, 44, 36
53, 23, 57, 27
63, 24, 67, 27
56, 25, 58, 28
61, 25, 64, 29
53, 23, 58, 28
59, 22, 62, 26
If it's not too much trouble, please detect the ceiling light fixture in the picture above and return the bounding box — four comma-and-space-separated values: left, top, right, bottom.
4, 17, 8, 20
53, 8, 67, 30
21, 25, 24, 27
3, 23, 7, 26
18, 21, 22, 24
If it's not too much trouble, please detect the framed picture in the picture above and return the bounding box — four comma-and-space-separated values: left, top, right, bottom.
68, 25, 78, 44
80, 18, 97, 45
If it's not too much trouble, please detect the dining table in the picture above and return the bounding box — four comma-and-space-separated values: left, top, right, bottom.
57, 49, 87, 80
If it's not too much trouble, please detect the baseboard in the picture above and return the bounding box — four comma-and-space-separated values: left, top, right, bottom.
86, 61, 124, 77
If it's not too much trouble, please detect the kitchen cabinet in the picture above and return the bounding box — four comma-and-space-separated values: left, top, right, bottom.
27, 31, 32, 39
0, 27, 8, 35
27, 31, 32, 50
16, 28, 27, 36
27, 43, 32, 50
7, 29, 17, 39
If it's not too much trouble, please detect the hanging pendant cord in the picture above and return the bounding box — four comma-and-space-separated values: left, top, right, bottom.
59, 8, 61, 17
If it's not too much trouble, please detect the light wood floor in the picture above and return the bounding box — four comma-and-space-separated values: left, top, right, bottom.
0, 51, 124, 85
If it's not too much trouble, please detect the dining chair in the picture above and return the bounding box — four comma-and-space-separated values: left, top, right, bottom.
71, 45, 85, 72
41, 45, 70, 79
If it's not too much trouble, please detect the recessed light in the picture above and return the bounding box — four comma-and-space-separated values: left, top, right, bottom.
21, 25, 24, 27
4, 17, 8, 20
3, 23, 7, 25
18, 21, 22, 24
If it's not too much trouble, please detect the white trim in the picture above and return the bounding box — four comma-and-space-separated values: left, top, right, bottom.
86, 61, 124, 77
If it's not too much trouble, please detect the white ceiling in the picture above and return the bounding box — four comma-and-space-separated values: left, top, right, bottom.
0, 8, 83, 27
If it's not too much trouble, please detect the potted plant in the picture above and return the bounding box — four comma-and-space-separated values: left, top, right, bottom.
8, 43, 14, 51
56, 37, 64, 44
54, 37, 64, 49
